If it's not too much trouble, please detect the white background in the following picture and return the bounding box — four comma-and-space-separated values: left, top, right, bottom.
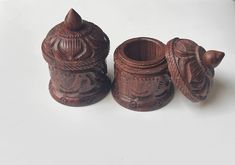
0, 0, 235, 164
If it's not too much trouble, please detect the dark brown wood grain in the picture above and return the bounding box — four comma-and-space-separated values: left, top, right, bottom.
112, 37, 224, 111
41, 9, 111, 106
112, 38, 174, 111
41, 8, 225, 109
165, 38, 224, 102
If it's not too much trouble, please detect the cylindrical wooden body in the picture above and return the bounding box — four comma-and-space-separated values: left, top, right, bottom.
48, 61, 110, 106
112, 38, 174, 111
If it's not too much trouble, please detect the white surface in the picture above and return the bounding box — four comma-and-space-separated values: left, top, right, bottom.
0, 0, 235, 164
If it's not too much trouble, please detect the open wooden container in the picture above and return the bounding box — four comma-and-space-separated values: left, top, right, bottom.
112, 37, 224, 111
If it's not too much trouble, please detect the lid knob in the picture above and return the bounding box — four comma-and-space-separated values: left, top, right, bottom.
64, 8, 83, 31
203, 50, 225, 68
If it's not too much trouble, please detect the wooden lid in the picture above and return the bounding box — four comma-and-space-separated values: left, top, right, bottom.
165, 38, 224, 102
41, 9, 110, 70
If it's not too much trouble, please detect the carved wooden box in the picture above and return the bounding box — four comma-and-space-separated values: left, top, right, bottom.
112, 37, 224, 111
41, 9, 111, 106
112, 38, 174, 111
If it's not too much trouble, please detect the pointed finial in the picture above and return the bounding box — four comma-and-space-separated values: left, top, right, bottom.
203, 50, 225, 68
64, 8, 83, 31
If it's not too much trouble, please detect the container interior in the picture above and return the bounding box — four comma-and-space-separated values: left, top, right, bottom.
124, 39, 164, 61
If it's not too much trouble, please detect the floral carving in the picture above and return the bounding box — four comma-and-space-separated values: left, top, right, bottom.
166, 38, 224, 102
42, 9, 110, 106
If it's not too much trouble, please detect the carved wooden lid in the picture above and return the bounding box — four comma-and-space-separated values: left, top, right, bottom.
42, 9, 110, 70
165, 38, 224, 102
